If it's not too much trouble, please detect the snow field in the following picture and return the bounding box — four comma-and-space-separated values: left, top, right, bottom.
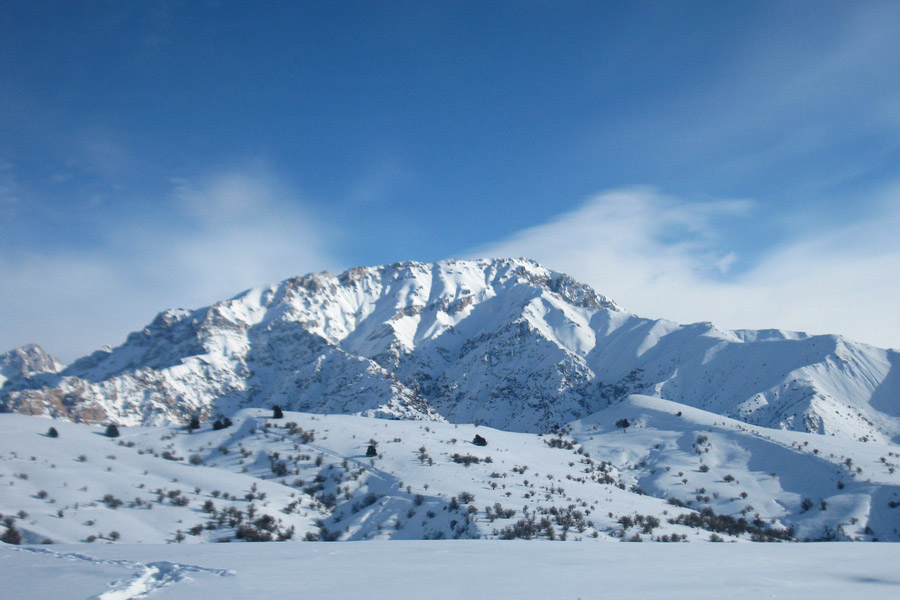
3, 397, 900, 546
3, 541, 900, 600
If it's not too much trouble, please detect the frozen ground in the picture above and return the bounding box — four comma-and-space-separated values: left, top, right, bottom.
3, 540, 900, 599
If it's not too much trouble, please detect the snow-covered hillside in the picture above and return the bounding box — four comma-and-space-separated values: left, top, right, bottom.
2, 258, 899, 443
3, 403, 899, 546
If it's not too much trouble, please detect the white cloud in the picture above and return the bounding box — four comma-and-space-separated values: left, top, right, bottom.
468, 186, 900, 350
0, 168, 339, 363
148, 168, 340, 301
5, 174, 899, 364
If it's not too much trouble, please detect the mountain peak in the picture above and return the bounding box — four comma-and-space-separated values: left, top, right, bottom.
0, 343, 64, 385
1, 258, 898, 443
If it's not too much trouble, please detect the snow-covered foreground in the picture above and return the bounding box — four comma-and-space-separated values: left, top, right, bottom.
4, 401, 900, 599
3, 540, 900, 599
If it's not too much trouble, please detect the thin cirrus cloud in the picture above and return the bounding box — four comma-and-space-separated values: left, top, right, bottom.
594, 3, 900, 198
146, 169, 339, 303
468, 186, 900, 351
0, 169, 339, 363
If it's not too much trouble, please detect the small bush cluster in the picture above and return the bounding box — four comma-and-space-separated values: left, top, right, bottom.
269, 453, 289, 477
416, 446, 434, 465
285, 422, 315, 443
457, 491, 476, 504
617, 514, 660, 535
497, 516, 556, 540
485, 502, 516, 522
669, 507, 793, 542
157, 489, 190, 507
451, 453, 481, 466
544, 437, 576, 450
236, 514, 294, 542
102, 494, 123, 509
212, 417, 233, 430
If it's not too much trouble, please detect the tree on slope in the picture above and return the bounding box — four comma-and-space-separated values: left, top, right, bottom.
1, 517, 21, 545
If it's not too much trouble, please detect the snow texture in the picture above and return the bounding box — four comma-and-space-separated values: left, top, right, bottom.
2, 541, 900, 599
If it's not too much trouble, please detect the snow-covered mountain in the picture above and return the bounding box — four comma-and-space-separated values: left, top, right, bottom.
0, 343, 63, 389
2, 258, 899, 443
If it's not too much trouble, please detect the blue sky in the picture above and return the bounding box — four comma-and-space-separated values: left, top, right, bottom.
2, 1, 899, 361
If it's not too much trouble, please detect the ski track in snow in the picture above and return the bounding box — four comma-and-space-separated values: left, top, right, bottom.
9, 545, 235, 599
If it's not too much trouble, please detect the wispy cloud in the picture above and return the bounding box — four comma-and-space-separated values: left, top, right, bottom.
469, 186, 900, 350
584, 3, 900, 196
345, 157, 416, 206
145, 167, 340, 304
0, 161, 21, 206
0, 167, 340, 362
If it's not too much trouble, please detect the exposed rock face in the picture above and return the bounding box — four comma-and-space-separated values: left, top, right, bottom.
2, 258, 899, 442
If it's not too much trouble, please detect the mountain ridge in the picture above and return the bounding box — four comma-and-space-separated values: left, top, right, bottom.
2, 258, 898, 442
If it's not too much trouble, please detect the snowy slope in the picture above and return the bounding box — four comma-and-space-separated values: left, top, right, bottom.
3, 404, 900, 546
2, 258, 899, 443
